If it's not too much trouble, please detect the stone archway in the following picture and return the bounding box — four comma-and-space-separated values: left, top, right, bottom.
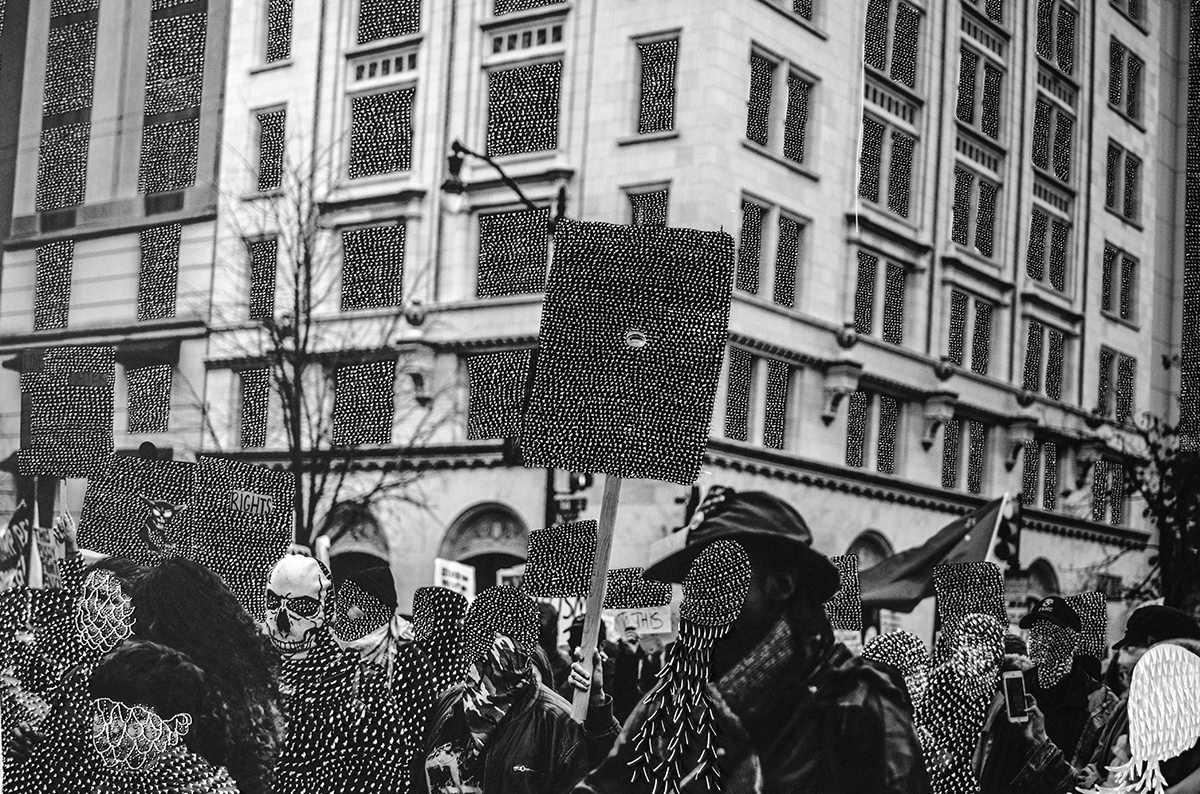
318, 501, 389, 584
440, 503, 529, 592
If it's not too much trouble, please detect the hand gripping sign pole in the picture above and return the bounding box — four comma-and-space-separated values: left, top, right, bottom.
570, 475, 621, 722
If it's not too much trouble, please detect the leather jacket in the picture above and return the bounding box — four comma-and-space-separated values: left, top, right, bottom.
418, 682, 619, 794
574, 642, 932, 794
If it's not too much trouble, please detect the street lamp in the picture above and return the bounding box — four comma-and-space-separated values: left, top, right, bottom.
441, 139, 567, 233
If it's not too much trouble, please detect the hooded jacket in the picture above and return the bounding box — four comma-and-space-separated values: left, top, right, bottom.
573, 642, 932, 794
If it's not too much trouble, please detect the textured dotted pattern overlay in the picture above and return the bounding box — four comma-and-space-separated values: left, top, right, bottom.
466, 350, 532, 440
341, 225, 405, 311
1023, 320, 1043, 393
877, 395, 898, 474
859, 116, 885, 204
1032, 98, 1051, 172
824, 555, 863, 632
942, 419, 961, 489
521, 520, 596, 599
19, 346, 115, 478
883, 263, 905, 345
138, 119, 201, 194
248, 239, 277, 320
637, 40, 677, 135
143, 13, 206, 115
846, 391, 868, 469
737, 201, 765, 294
966, 421, 986, 494
774, 216, 802, 308
266, 0, 292, 62
724, 348, 753, 442
349, 89, 415, 179
603, 568, 671, 610
36, 5, 98, 212
948, 291, 967, 365
78, 456, 196, 568
356, 0, 419, 44
240, 368, 270, 448
1045, 328, 1064, 401
477, 208, 550, 297
137, 224, 182, 322
746, 54, 773, 146
855, 252, 878, 334
972, 301, 992, 375
493, 0, 565, 15
934, 562, 1007, 637
36, 124, 91, 212
332, 361, 395, 447
34, 240, 73, 331
1066, 591, 1107, 661
487, 62, 562, 157
126, 364, 172, 434
256, 110, 286, 192
521, 219, 734, 485
763, 360, 789, 450
784, 74, 810, 163
629, 190, 668, 228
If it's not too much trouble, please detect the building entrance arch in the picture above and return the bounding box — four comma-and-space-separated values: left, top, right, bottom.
440, 503, 529, 592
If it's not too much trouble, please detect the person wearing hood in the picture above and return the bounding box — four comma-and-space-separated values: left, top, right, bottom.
572, 487, 931, 794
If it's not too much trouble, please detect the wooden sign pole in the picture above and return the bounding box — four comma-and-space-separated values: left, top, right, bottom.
571, 474, 622, 723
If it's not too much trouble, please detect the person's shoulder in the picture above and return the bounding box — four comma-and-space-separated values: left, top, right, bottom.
533, 682, 574, 716
821, 647, 912, 709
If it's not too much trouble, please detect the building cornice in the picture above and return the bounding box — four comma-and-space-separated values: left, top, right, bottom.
214, 441, 510, 472
0, 318, 209, 357
703, 438, 1150, 549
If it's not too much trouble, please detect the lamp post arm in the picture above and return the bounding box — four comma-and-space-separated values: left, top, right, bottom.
452, 141, 540, 213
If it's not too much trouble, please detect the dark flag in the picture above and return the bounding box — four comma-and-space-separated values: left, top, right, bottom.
859, 495, 1008, 613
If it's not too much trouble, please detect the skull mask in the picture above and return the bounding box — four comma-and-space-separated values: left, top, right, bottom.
265, 554, 331, 658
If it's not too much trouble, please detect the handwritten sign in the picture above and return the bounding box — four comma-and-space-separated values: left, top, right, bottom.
835, 628, 863, 656
34, 528, 61, 590
231, 489, 275, 515
602, 606, 672, 637
435, 558, 475, 602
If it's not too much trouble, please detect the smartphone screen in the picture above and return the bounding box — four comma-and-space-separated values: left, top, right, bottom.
1003, 672, 1029, 723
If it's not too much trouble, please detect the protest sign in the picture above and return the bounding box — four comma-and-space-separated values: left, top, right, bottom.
434, 558, 475, 602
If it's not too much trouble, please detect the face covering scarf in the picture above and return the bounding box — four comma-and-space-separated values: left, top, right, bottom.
90, 697, 191, 774
458, 634, 535, 764
1028, 621, 1079, 690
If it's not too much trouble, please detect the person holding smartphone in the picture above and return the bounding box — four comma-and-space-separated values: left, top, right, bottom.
973, 597, 1118, 794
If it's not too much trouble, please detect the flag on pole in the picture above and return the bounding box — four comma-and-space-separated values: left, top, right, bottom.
0, 500, 32, 593
859, 494, 1010, 613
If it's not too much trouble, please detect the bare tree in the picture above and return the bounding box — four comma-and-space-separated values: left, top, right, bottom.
207, 147, 459, 547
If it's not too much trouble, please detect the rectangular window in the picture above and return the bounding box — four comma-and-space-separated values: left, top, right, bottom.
138, 7, 206, 196
239, 368, 269, 448
1023, 320, 1043, 393
1036, 0, 1076, 75
476, 208, 550, 297
34, 240, 73, 331
877, 395, 899, 474
332, 360, 396, 446
637, 40, 678, 135
266, 0, 293, 63
783, 73, 811, 164
854, 252, 878, 334
341, 225, 405, 311
248, 239, 277, 320
1098, 349, 1137, 422
774, 216, 803, 308
956, 48, 1003, 141
1032, 97, 1074, 183
137, 224, 182, 322
256, 109, 286, 192
1023, 320, 1067, 400
1092, 460, 1126, 526
126, 364, 172, 434
1021, 440, 1059, 510
1045, 327, 1065, 401
737, 201, 766, 294
941, 418, 987, 493
882, 263, 906, 345
1101, 244, 1138, 322
1105, 143, 1142, 223
1026, 208, 1069, 292
629, 189, 669, 227
951, 166, 999, 258
858, 116, 916, 218
845, 390, 869, 468
37, 8, 99, 211
792, 0, 813, 20
763, 360, 790, 450
1108, 39, 1143, 121
724, 348, 754, 442
487, 62, 562, 157
864, 0, 922, 90
947, 291, 992, 375
746, 54, 774, 147
349, 88, 415, 179
357, 0, 420, 44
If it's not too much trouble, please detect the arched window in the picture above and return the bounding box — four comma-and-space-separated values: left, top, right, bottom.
847, 530, 896, 641
440, 503, 529, 591
1027, 557, 1061, 598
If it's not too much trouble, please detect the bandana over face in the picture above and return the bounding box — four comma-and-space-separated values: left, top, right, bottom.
460, 634, 535, 754
1028, 620, 1080, 689
90, 697, 191, 773
862, 630, 932, 715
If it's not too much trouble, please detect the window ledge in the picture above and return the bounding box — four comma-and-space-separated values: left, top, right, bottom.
1101, 310, 1140, 332
749, 0, 828, 40
344, 33, 425, 60
1104, 205, 1144, 231
1107, 103, 1147, 133
741, 140, 819, 183
1034, 55, 1079, 90
617, 130, 679, 147
864, 65, 924, 106
241, 189, 284, 202
1109, 1, 1150, 34
951, 242, 999, 270
845, 209, 930, 256
250, 59, 293, 75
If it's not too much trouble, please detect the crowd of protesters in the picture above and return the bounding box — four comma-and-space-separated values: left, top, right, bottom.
1, 488, 1199, 794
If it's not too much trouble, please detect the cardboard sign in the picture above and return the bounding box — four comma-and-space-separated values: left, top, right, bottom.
602, 606, 672, 636
34, 527, 61, 590
434, 558, 476, 602
836, 628, 863, 656
231, 489, 275, 515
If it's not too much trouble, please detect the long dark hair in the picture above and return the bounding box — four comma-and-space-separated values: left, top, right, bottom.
83, 556, 147, 598
132, 557, 282, 794
89, 640, 231, 769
